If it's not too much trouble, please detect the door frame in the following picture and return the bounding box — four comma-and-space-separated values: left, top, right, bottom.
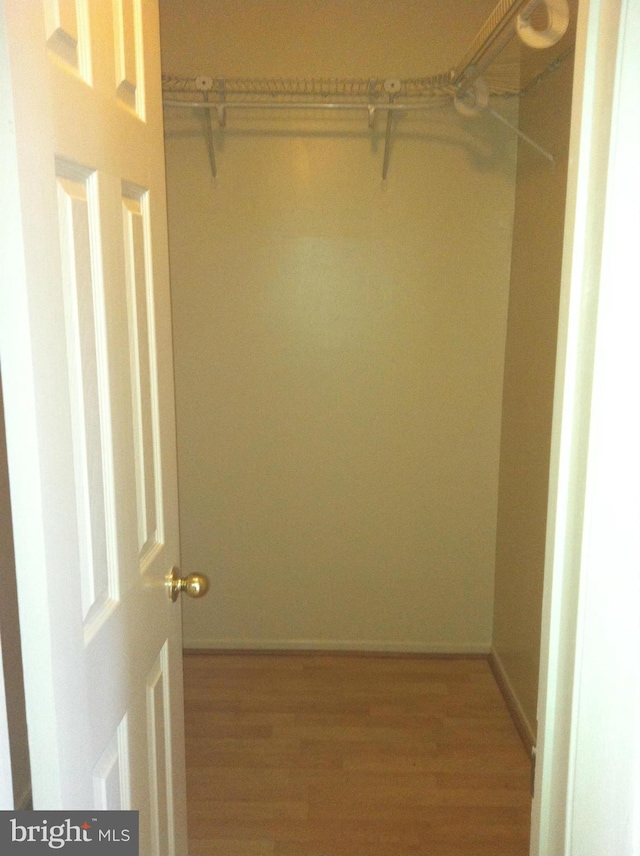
2, 0, 638, 851
531, 0, 640, 851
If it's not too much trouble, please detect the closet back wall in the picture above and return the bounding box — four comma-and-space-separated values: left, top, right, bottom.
159, 0, 518, 651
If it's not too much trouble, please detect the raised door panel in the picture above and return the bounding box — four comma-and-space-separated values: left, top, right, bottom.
146, 643, 174, 856
56, 160, 120, 644
122, 185, 164, 569
113, 0, 145, 117
92, 715, 131, 810
43, 0, 90, 78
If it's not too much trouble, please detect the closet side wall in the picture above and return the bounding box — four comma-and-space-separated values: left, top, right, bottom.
160, 0, 518, 651
492, 30, 576, 739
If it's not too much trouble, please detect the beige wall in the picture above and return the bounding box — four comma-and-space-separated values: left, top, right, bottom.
159, 1, 518, 650
492, 19, 577, 737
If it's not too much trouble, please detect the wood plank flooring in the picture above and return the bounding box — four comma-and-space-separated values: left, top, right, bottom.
183, 653, 532, 856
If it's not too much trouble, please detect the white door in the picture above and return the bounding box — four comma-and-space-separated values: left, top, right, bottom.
0, 1, 188, 852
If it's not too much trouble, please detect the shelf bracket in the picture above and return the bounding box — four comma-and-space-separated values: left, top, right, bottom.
195, 75, 217, 179
382, 79, 401, 180
217, 77, 227, 127
367, 78, 377, 129
488, 106, 555, 164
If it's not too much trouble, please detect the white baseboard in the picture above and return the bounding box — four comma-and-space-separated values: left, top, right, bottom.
488, 645, 536, 756
182, 637, 491, 655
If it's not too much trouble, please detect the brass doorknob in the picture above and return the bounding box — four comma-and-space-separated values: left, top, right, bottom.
166, 567, 210, 602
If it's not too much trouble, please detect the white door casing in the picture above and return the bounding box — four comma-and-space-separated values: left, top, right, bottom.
531, 0, 640, 852
0, 1, 187, 852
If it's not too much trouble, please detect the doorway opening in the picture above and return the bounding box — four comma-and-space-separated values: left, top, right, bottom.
158, 1, 577, 853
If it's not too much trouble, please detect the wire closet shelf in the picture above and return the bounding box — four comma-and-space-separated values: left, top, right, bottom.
161, 73, 464, 103
161, 0, 572, 179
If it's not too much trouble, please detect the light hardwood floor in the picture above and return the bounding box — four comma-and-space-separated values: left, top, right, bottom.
183, 653, 532, 856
